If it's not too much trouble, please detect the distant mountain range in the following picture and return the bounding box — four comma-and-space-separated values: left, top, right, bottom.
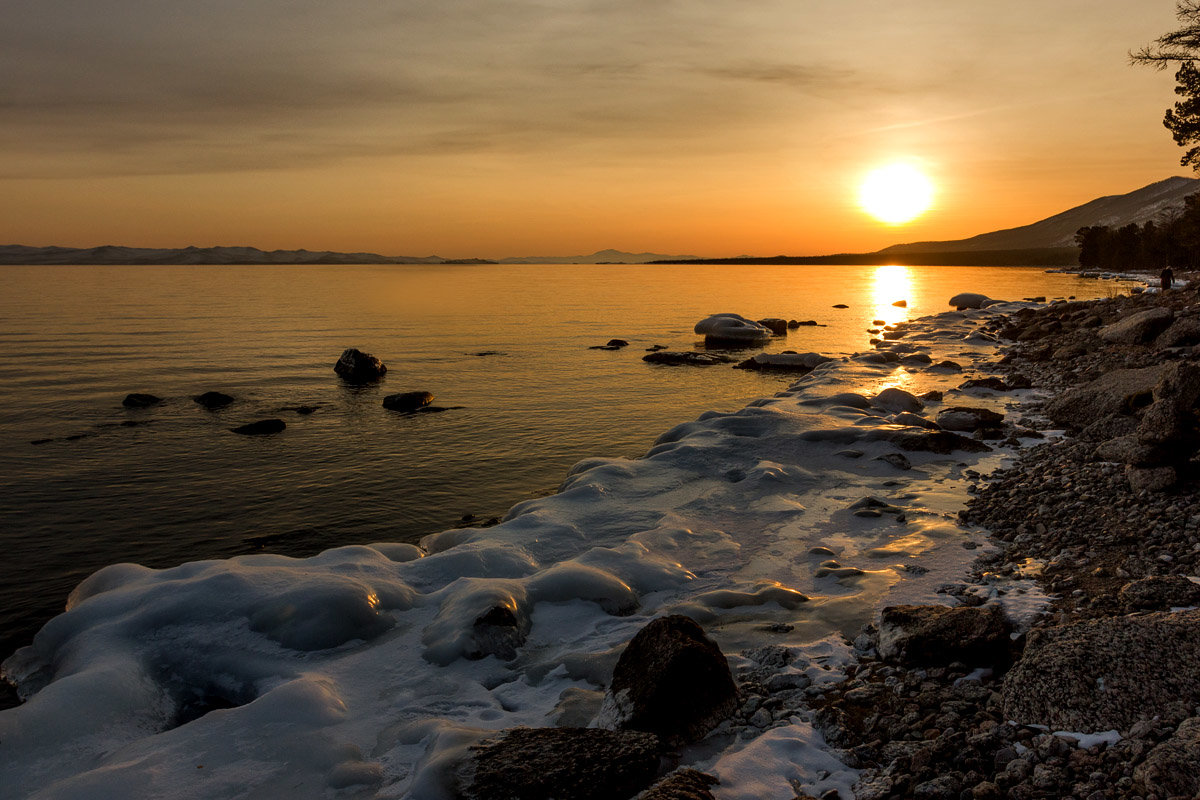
4, 178, 1197, 267
662, 176, 1200, 267
0, 244, 698, 266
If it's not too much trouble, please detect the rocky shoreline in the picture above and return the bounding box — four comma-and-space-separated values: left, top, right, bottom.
798, 278, 1200, 800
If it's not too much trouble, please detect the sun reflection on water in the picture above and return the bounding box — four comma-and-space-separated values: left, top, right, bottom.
870, 264, 912, 326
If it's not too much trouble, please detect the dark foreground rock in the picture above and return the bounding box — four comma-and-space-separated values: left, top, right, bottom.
636, 769, 718, 800
334, 347, 387, 382
230, 419, 286, 436
1119, 574, 1200, 611
599, 615, 738, 746
1002, 610, 1200, 732
122, 393, 162, 408
460, 727, 660, 800
878, 604, 1012, 667
193, 391, 234, 410
382, 391, 434, 412
1133, 716, 1200, 797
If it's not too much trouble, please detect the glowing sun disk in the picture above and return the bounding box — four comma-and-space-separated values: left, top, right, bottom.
859, 164, 934, 224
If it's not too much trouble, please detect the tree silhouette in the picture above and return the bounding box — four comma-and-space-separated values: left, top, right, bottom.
1134, 4, 1200, 170
1131, 2, 1200, 67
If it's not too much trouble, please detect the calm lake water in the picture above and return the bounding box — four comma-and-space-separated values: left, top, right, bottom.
0, 263, 1130, 659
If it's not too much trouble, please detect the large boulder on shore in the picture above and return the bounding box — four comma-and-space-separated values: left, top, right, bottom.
1043, 365, 1167, 428
1099, 307, 1174, 345
598, 615, 737, 746
1119, 575, 1200, 611
1002, 610, 1200, 732
693, 313, 771, 346
878, 604, 1012, 667
334, 348, 387, 382
1133, 717, 1200, 798
458, 727, 661, 800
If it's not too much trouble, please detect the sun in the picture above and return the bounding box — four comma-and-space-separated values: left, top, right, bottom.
859, 163, 934, 224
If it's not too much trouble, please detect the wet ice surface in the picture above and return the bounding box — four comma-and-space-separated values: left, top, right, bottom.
1, 304, 1052, 799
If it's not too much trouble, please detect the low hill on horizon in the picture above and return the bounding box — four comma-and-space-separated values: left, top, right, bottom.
658, 176, 1200, 267
0, 244, 480, 266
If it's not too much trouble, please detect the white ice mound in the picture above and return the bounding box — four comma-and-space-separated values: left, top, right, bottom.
949, 292, 1001, 309
694, 313, 772, 344
1, 305, 1025, 799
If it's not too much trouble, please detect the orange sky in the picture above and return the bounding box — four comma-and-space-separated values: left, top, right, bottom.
0, 1, 1191, 259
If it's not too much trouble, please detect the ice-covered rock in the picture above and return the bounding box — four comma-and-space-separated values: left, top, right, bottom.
643, 351, 737, 366
734, 353, 833, 372
948, 292, 999, 310
693, 314, 772, 346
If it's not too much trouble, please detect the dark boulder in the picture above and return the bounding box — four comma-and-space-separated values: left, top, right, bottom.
599, 615, 737, 746
792, 319, 820, 327
936, 406, 1004, 432
873, 388, 924, 413
122, 393, 162, 408
930, 360, 963, 372
606, 339, 630, 348
637, 769, 718, 800
470, 605, 528, 661
193, 391, 234, 410
958, 377, 1009, 392
892, 300, 907, 307
230, 419, 286, 436
756, 318, 789, 336
1099, 307, 1173, 345
460, 727, 660, 800
1044, 365, 1166, 428
1002, 610, 1200, 732
1156, 316, 1200, 348
832, 304, 849, 309
382, 391, 434, 412
334, 348, 387, 382
880, 429, 990, 454
878, 604, 1012, 667
1133, 717, 1200, 798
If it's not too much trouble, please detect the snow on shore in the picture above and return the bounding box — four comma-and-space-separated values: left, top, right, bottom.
1, 305, 1042, 799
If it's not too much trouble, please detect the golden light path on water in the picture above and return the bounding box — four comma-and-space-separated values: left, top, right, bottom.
870, 264, 918, 395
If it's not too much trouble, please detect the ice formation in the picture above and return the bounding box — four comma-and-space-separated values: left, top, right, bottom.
1, 305, 1045, 799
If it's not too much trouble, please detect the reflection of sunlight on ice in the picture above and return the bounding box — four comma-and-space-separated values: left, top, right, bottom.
871, 264, 912, 325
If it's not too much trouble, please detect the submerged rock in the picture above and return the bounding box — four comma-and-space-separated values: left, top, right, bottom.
734, 352, 833, 372
334, 348, 387, 382
230, 419, 286, 436
122, 393, 162, 408
460, 727, 660, 800
382, 391, 434, 412
643, 351, 737, 367
193, 391, 234, 410
878, 604, 1011, 667
1002, 610, 1200, 732
598, 615, 738, 746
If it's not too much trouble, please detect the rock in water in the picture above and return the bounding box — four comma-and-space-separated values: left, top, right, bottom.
598, 615, 737, 746
756, 317, 789, 336
460, 727, 660, 800
693, 313, 772, 346
230, 419, 286, 436
122, 393, 162, 408
193, 391, 234, 410
606, 338, 630, 348
877, 604, 1012, 667
892, 299, 907, 307
1002, 610, 1200, 732
734, 352, 833, 372
334, 348, 387, 382
382, 391, 434, 412
936, 406, 1004, 432
643, 352, 736, 367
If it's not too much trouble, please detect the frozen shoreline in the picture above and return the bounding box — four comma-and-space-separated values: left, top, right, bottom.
0, 303, 1046, 799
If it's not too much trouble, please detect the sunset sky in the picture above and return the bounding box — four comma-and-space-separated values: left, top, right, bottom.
0, 1, 1191, 258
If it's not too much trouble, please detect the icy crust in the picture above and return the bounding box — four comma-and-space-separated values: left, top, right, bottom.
2, 304, 1035, 799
